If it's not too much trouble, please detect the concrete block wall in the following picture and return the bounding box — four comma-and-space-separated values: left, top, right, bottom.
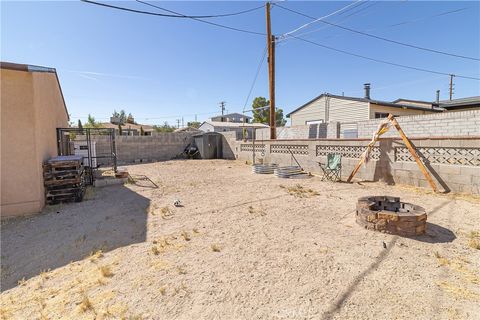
226, 137, 480, 194
356, 110, 480, 138
91, 133, 193, 164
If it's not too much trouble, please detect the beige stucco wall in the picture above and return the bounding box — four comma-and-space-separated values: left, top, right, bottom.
1, 69, 69, 218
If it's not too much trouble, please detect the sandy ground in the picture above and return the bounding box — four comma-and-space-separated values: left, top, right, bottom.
1, 159, 479, 320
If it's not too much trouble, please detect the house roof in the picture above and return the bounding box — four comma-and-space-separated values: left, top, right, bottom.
200, 121, 268, 128
174, 126, 203, 133
438, 96, 480, 109
1, 61, 69, 120
100, 122, 155, 131
211, 112, 252, 119
286, 93, 444, 117
391, 98, 435, 105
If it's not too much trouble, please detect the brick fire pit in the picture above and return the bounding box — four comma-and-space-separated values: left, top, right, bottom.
356, 196, 427, 236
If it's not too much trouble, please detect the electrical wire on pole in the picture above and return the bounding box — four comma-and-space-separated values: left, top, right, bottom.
274, 3, 479, 61
283, 34, 480, 81
82, 0, 266, 36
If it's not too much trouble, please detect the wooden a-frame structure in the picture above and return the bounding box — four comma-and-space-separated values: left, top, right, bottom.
346, 114, 438, 193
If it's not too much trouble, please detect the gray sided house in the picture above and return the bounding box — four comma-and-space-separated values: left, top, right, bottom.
198, 120, 268, 139
210, 113, 252, 123
287, 84, 443, 127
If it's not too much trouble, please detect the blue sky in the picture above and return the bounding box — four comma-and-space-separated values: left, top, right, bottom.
2, 1, 479, 126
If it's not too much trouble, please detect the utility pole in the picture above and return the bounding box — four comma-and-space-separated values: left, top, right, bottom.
181, 117, 184, 128
449, 74, 455, 101
219, 101, 226, 115
176, 119, 180, 128
266, 2, 276, 139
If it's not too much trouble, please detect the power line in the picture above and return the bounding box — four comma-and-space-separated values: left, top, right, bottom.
294, 6, 467, 43
275, 3, 479, 61
135, 0, 266, 36
282, 0, 364, 37
243, 46, 268, 112
81, 0, 265, 36
82, 0, 264, 19
285, 34, 480, 80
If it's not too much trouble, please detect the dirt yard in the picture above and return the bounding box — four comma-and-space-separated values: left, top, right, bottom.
1, 160, 479, 319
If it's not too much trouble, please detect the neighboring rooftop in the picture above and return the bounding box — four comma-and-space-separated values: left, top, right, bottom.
202, 120, 268, 128
99, 122, 155, 131
286, 93, 444, 117
439, 96, 480, 109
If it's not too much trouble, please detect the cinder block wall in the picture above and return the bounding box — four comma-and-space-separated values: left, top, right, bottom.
227, 137, 480, 194
356, 110, 480, 138
92, 133, 194, 165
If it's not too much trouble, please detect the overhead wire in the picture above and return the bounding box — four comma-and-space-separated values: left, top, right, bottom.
282, 0, 364, 38
275, 3, 479, 61
82, 0, 264, 19
283, 34, 480, 80
135, 0, 266, 36
82, 0, 266, 36
243, 46, 268, 112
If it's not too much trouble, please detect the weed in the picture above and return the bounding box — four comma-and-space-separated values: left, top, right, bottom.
89, 249, 104, 261
467, 231, 480, 250
181, 231, 191, 241
99, 265, 114, 278
79, 295, 93, 313
17, 277, 26, 286
160, 207, 174, 220
177, 266, 187, 275
286, 184, 319, 198
151, 246, 160, 255
211, 244, 221, 252
469, 238, 480, 250
159, 286, 167, 295
434, 252, 450, 266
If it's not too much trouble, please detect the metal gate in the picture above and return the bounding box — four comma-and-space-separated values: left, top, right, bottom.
56, 128, 117, 185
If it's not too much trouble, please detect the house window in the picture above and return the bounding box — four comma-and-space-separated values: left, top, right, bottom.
375, 112, 389, 119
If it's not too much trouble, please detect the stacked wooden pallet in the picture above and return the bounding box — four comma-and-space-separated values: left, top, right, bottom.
43, 155, 86, 204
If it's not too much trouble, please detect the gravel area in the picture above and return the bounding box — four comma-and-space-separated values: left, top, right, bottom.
1, 159, 479, 319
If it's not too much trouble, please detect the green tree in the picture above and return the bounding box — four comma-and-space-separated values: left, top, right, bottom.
251, 97, 286, 127
85, 114, 99, 128
118, 123, 123, 135
153, 122, 175, 133
77, 119, 83, 130
187, 121, 201, 128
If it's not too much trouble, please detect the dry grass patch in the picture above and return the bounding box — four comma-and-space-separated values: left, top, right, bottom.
284, 184, 319, 198
99, 265, 114, 278
467, 231, 480, 250
78, 294, 94, 313
436, 281, 480, 301
247, 205, 266, 216
211, 244, 221, 252
181, 231, 191, 241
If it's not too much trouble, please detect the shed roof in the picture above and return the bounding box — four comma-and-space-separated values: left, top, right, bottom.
439, 96, 480, 109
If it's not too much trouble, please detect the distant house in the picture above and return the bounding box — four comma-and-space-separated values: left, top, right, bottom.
438, 96, 480, 112
198, 120, 268, 139
287, 84, 443, 126
174, 126, 203, 133
99, 122, 155, 136
1, 62, 69, 218
210, 113, 252, 123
